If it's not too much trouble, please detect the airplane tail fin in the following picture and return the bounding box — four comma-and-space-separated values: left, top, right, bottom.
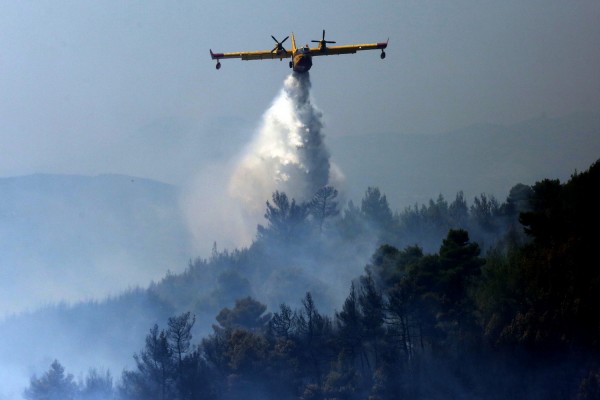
291, 32, 297, 52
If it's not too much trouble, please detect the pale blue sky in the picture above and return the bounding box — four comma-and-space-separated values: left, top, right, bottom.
1, 1, 599, 184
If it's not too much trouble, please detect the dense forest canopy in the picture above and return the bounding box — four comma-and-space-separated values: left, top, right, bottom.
23, 159, 600, 400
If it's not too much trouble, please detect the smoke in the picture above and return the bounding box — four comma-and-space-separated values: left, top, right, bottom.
229, 72, 343, 219
185, 72, 343, 254
3, 73, 353, 399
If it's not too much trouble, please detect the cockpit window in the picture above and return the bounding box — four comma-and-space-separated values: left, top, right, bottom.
299, 47, 309, 54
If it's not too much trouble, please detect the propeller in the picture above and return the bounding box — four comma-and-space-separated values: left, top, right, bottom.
311, 30, 336, 49
271, 35, 289, 54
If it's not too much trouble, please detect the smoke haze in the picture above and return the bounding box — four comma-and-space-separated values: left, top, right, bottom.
230, 72, 341, 210
185, 72, 343, 253
2, 2, 600, 399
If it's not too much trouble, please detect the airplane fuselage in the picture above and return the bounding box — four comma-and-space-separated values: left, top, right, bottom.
291, 47, 313, 73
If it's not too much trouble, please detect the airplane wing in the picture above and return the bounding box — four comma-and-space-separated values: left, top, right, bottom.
308, 41, 388, 57
210, 49, 292, 61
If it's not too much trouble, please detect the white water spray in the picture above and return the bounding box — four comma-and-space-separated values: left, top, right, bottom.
185, 72, 343, 253
229, 72, 342, 217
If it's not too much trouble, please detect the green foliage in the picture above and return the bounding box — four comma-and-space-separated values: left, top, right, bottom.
269, 303, 297, 339
258, 191, 310, 243
336, 283, 362, 353
309, 185, 340, 233
24, 360, 77, 400
495, 161, 600, 352
27, 159, 600, 400
474, 245, 524, 345
122, 324, 173, 400
361, 187, 393, 230
225, 329, 269, 371
448, 191, 469, 227
470, 193, 500, 233
519, 178, 564, 243
168, 312, 195, 363
81, 369, 115, 400
215, 296, 271, 332
337, 200, 366, 241
120, 312, 212, 400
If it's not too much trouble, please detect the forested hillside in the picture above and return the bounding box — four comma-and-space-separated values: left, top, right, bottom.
21, 160, 600, 399
0, 173, 192, 316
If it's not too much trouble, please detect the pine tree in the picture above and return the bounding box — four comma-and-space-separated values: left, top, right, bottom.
24, 360, 77, 400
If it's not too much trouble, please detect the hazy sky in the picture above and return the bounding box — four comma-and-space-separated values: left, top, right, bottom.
2, 1, 599, 186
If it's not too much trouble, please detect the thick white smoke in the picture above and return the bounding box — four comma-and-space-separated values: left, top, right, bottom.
229, 72, 343, 218
184, 72, 343, 254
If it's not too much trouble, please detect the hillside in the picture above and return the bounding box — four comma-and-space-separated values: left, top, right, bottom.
8, 159, 600, 400
0, 173, 192, 317
2, 112, 599, 398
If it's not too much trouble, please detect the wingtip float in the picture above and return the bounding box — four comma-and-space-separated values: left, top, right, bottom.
210, 31, 388, 73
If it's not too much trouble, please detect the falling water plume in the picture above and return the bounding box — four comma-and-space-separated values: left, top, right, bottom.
229, 72, 343, 219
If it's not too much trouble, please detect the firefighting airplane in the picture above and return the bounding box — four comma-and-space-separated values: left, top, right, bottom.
210, 30, 388, 73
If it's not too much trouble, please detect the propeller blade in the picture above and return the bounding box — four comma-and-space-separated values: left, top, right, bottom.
312, 30, 336, 46
270, 35, 289, 53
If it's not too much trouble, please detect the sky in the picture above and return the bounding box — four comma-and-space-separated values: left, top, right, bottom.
2, 0, 599, 187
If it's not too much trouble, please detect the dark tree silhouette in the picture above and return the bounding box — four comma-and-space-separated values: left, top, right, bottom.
121, 325, 174, 400
309, 185, 340, 233
24, 360, 77, 400
215, 297, 271, 332
257, 191, 310, 243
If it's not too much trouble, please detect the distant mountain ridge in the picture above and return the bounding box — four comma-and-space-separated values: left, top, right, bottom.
0, 173, 193, 317
2, 113, 598, 317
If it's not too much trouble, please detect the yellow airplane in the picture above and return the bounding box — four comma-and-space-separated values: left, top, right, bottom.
210, 30, 388, 73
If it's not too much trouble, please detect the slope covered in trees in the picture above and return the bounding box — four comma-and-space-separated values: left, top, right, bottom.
23, 159, 600, 399
0, 173, 192, 317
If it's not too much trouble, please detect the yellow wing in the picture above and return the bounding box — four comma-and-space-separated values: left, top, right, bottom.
308, 41, 388, 57
210, 49, 292, 61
